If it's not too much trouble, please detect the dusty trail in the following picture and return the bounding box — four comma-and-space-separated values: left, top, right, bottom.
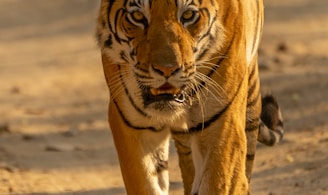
0, 0, 327, 194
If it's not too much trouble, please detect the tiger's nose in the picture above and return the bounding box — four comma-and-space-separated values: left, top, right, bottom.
152, 64, 181, 78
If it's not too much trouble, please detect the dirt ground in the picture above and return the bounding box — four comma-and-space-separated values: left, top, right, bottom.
0, 0, 327, 195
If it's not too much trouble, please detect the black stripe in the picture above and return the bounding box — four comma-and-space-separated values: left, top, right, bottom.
135, 63, 149, 73
173, 138, 192, 155
113, 100, 163, 132
195, 34, 235, 95
268, 131, 277, 145
107, 1, 130, 45
247, 79, 258, 98
190, 50, 228, 99
189, 102, 230, 133
196, 33, 217, 60
123, 0, 129, 7
104, 34, 113, 48
170, 93, 233, 135
120, 51, 129, 63
177, 35, 242, 134
172, 135, 192, 152
107, 1, 115, 34
178, 151, 191, 156
128, 0, 138, 7
156, 158, 168, 173
189, 70, 246, 133
248, 63, 257, 82
278, 120, 284, 128
196, 9, 216, 44
171, 129, 189, 134
188, 0, 196, 6
246, 154, 255, 161
204, 33, 235, 78
196, 48, 209, 61
247, 91, 260, 108
156, 160, 168, 173
275, 128, 284, 139
134, 72, 153, 79
113, 9, 126, 44
154, 150, 169, 173
247, 65, 260, 107
118, 65, 150, 117
196, 13, 236, 79
246, 120, 259, 132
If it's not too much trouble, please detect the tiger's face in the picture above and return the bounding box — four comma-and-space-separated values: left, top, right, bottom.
98, 0, 225, 120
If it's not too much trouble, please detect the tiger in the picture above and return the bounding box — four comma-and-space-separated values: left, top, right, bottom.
96, 0, 284, 194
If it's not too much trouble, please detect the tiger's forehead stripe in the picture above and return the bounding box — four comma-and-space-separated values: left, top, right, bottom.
177, 0, 200, 8
126, 0, 203, 9
128, 0, 150, 7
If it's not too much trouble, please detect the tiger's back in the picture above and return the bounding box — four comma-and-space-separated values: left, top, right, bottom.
96, 0, 284, 194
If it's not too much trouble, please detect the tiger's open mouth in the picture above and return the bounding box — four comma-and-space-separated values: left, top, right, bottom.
143, 83, 186, 106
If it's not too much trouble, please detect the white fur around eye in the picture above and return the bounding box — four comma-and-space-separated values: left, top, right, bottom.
127, 10, 147, 29
177, 1, 200, 27
180, 9, 199, 26
126, 1, 151, 29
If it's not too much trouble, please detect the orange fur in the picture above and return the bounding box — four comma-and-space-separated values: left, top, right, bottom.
95, 0, 281, 194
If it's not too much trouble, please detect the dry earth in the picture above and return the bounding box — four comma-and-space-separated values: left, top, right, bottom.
0, 0, 327, 195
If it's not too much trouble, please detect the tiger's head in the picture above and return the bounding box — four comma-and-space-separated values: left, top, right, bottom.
97, 0, 226, 120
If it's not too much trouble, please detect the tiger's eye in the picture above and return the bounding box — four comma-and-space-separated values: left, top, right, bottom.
132, 11, 144, 21
182, 10, 195, 21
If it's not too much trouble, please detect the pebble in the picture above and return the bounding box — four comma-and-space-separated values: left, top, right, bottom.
0, 123, 10, 134
45, 143, 78, 152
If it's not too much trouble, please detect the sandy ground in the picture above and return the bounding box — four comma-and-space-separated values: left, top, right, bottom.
0, 0, 327, 194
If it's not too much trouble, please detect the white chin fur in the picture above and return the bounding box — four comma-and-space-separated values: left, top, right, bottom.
147, 106, 186, 125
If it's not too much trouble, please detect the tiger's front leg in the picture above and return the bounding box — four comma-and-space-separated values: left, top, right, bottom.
109, 102, 171, 195
172, 133, 195, 195
190, 77, 249, 195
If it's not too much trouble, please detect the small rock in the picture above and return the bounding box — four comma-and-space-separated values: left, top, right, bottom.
273, 56, 281, 64
286, 154, 294, 163
277, 42, 288, 53
0, 123, 10, 134
61, 129, 78, 137
22, 134, 38, 141
24, 108, 44, 115
10, 86, 20, 94
319, 138, 328, 143
291, 93, 300, 102
258, 62, 271, 71
45, 143, 77, 152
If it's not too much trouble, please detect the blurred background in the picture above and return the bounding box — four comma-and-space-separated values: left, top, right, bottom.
0, 0, 327, 194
